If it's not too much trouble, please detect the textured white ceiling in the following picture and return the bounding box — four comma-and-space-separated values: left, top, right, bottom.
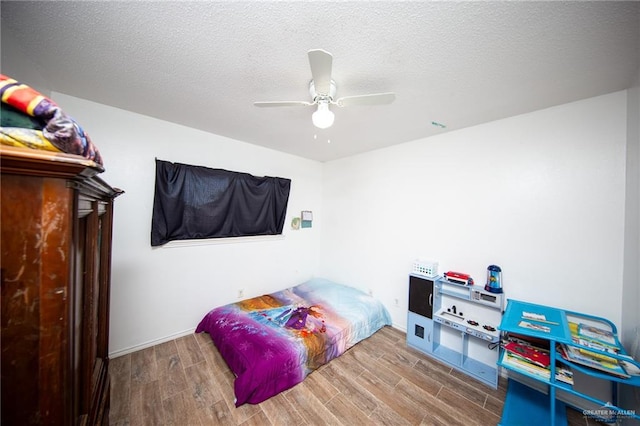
2, 1, 639, 162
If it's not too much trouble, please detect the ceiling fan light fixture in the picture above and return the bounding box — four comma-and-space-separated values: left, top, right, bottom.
254, 50, 395, 130
312, 102, 334, 129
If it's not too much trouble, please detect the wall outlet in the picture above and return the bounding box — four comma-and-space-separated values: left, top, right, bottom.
394, 298, 399, 307
368, 289, 373, 296
238, 289, 244, 299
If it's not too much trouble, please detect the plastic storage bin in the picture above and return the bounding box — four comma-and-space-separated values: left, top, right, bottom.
412, 259, 438, 277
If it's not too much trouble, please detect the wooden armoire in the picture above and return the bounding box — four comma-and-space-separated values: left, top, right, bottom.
1, 146, 123, 425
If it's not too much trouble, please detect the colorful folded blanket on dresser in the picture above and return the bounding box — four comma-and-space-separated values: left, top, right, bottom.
0, 75, 103, 166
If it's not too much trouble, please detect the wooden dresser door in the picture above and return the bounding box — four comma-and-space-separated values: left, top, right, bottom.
75, 192, 115, 426
1, 175, 75, 425
1, 146, 122, 425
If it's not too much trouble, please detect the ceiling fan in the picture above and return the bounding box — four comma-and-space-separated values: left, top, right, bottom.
254, 49, 396, 129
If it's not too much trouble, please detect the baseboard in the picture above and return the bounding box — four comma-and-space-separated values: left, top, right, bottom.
109, 327, 197, 358
391, 322, 407, 333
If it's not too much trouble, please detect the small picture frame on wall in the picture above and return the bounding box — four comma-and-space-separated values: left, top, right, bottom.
301, 210, 313, 228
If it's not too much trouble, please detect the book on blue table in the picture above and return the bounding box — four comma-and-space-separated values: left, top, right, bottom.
504, 341, 550, 368
502, 351, 574, 385
559, 344, 629, 379
578, 323, 616, 346
518, 320, 550, 334
572, 336, 618, 354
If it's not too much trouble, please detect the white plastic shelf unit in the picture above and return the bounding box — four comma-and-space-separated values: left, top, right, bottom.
406, 274, 504, 389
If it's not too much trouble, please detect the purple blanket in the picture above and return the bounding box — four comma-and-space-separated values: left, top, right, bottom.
195, 278, 391, 406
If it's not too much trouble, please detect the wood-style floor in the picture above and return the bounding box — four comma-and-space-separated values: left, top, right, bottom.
109, 326, 597, 425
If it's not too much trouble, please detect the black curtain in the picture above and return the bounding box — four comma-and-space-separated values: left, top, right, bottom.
151, 159, 291, 246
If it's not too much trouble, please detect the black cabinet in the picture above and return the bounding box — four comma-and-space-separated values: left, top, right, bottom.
407, 274, 435, 353
408, 275, 434, 318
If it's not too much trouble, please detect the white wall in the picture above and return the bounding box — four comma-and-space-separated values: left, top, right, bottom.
21, 90, 632, 356
52, 93, 324, 356
620, 69, 640, 419
622, 67, 640, 355
321, 92, 628, 330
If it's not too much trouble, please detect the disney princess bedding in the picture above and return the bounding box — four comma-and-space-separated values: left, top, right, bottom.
195, 278, 392, 406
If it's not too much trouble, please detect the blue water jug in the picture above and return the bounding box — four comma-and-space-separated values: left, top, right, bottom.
485, 265, 503, 294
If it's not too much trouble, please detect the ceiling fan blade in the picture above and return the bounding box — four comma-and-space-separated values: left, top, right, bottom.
254, 101, 313, 107
308, 49, 333, 96
335, 92, 396, 107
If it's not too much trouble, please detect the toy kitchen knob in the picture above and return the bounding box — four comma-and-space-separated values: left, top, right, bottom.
485, 265, 503, 294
